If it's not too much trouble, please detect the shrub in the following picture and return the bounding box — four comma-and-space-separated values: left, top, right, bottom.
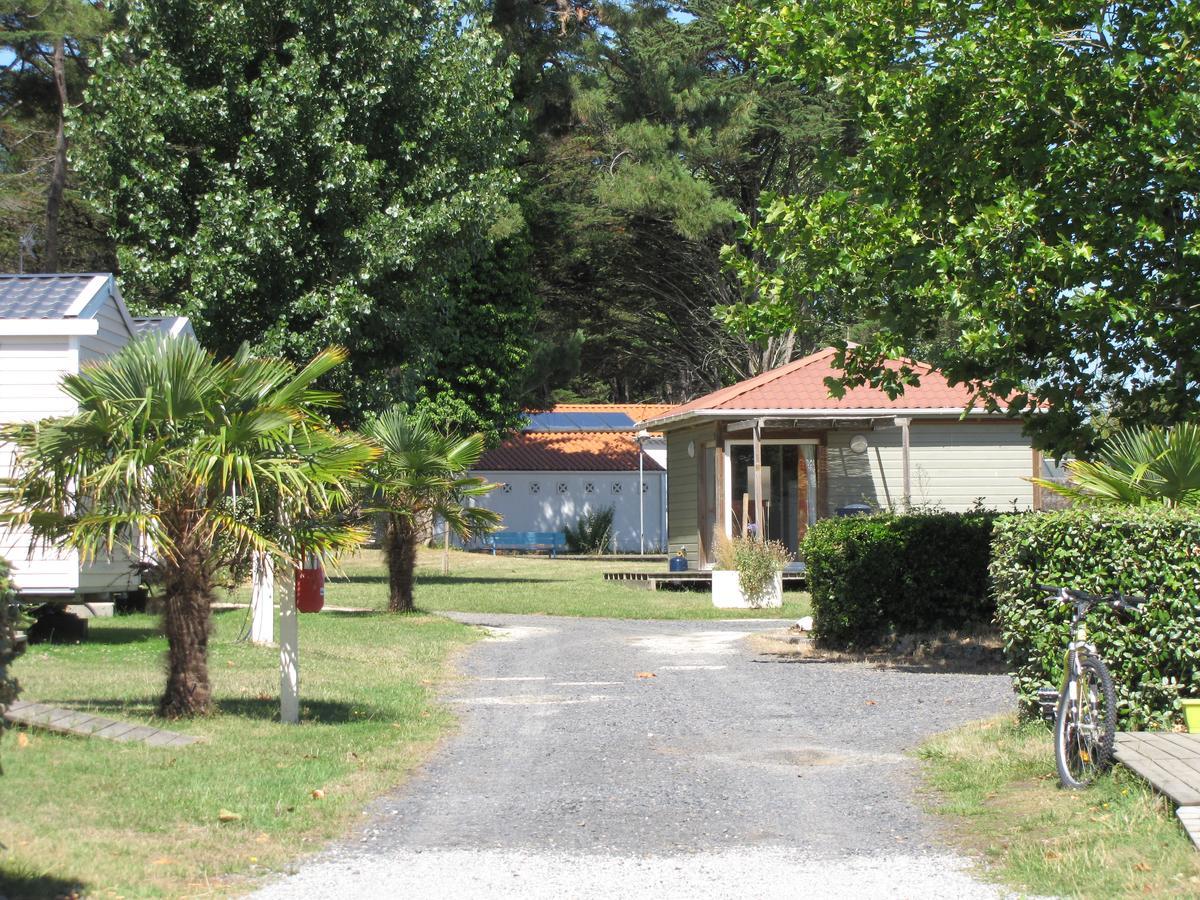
803, 511, 997, 646
992, 508, 1200, 730
0, 556, 23, 773
564, 506, 615, 554
713, 533, 793, 607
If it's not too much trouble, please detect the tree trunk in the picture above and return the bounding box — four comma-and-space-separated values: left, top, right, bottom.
45, 34, 68, 272
384, 513, 418, 612
158, 541, 214, 717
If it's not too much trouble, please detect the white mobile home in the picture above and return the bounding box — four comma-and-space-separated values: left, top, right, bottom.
0, 273, 192, 600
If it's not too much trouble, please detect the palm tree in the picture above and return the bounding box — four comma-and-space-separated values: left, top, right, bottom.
362, 407, 501, 612
1035, 422, 1200, 508
0, 337, 374, 717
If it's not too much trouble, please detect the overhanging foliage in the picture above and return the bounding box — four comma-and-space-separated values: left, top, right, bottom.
727, 0, 1200, 455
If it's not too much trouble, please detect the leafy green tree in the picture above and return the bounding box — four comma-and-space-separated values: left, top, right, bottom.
362, 407, 500, 612
75, 0, 530, 424
412, 236, 539, 438
0, 338, 373, 717
727, 0, 1200, 454
1036, 423, 1200, 508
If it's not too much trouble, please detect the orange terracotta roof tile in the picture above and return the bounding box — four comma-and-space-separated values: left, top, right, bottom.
644, 348, 985, 426
478, 431, 664, 472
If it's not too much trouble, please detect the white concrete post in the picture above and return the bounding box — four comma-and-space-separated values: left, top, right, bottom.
898, 417, 912, 511
278, 561, 299, 725
250, 551, 274, 645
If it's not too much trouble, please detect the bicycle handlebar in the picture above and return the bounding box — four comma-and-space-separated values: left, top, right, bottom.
1035, 583, 1148, 609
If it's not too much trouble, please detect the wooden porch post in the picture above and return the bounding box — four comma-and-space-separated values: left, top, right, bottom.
816, 439, 829, 519
1032, 448, 1043, 511
898, 417, 912, 510
752, 419, 764, 540
697, 441, 709, 565
797, 444, 809, 540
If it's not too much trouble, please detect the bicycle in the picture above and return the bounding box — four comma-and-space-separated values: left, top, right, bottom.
1034, 584, 1147, 789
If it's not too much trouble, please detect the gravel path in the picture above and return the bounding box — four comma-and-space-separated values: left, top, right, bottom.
255, 614, 1017, 899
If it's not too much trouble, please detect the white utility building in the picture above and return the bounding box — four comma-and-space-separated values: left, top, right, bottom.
471, 404, 670, 553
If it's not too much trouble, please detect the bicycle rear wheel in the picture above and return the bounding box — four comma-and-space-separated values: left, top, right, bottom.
1054, 650, 1117, 789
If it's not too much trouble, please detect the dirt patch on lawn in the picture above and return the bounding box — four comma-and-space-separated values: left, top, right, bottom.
749, 624, 1007, 675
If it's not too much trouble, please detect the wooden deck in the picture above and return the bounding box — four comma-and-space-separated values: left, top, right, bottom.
603, 569, 808, 591
4, 700, 202, 747
1114, 731, 1200, 848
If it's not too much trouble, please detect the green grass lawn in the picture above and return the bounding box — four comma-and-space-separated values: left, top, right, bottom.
307, 547, 810, 619
1, 609, 476, 898
2, 548, 803, 896
921, 716, 1200, 898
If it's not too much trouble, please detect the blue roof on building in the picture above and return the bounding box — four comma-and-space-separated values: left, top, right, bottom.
524, 411, 636, 432
0, 273, 102, 319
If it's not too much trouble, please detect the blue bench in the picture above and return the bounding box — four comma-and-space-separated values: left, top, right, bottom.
484, 531, 566, 557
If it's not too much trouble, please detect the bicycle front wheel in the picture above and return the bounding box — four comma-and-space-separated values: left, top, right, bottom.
1054, 650, 1117, 789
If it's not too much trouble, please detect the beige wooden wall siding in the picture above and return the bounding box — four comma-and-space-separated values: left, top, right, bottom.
665, 424, 715, 562
0, 336, 81, 591
825, 421, 1034, 513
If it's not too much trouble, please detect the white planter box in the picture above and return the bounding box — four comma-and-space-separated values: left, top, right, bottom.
711, 569, 783, 609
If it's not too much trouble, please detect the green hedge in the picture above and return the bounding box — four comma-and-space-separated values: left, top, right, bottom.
803, 512, 997, 646
992, 509, 1200, 730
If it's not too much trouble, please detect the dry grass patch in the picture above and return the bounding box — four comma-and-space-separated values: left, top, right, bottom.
749, 624, 1005, 674
921, 716, 1200, 898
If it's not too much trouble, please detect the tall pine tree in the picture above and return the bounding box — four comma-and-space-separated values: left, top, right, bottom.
0, 1, 111, 272
506, 0, 853, 403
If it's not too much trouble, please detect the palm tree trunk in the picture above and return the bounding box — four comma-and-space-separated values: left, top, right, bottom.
158, 541, 214, 717
384, 514, 418, 612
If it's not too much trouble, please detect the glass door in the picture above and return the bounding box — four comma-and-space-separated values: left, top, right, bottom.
729, 444, 805, 557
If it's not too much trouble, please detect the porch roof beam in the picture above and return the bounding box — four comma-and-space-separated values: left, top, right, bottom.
725, 417, 765, 432
725, 416, 898, 431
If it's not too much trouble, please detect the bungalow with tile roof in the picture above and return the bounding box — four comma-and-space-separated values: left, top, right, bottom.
470, 404, 673, 553
638, 348, 1043, 569
0, 273, 194, 600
